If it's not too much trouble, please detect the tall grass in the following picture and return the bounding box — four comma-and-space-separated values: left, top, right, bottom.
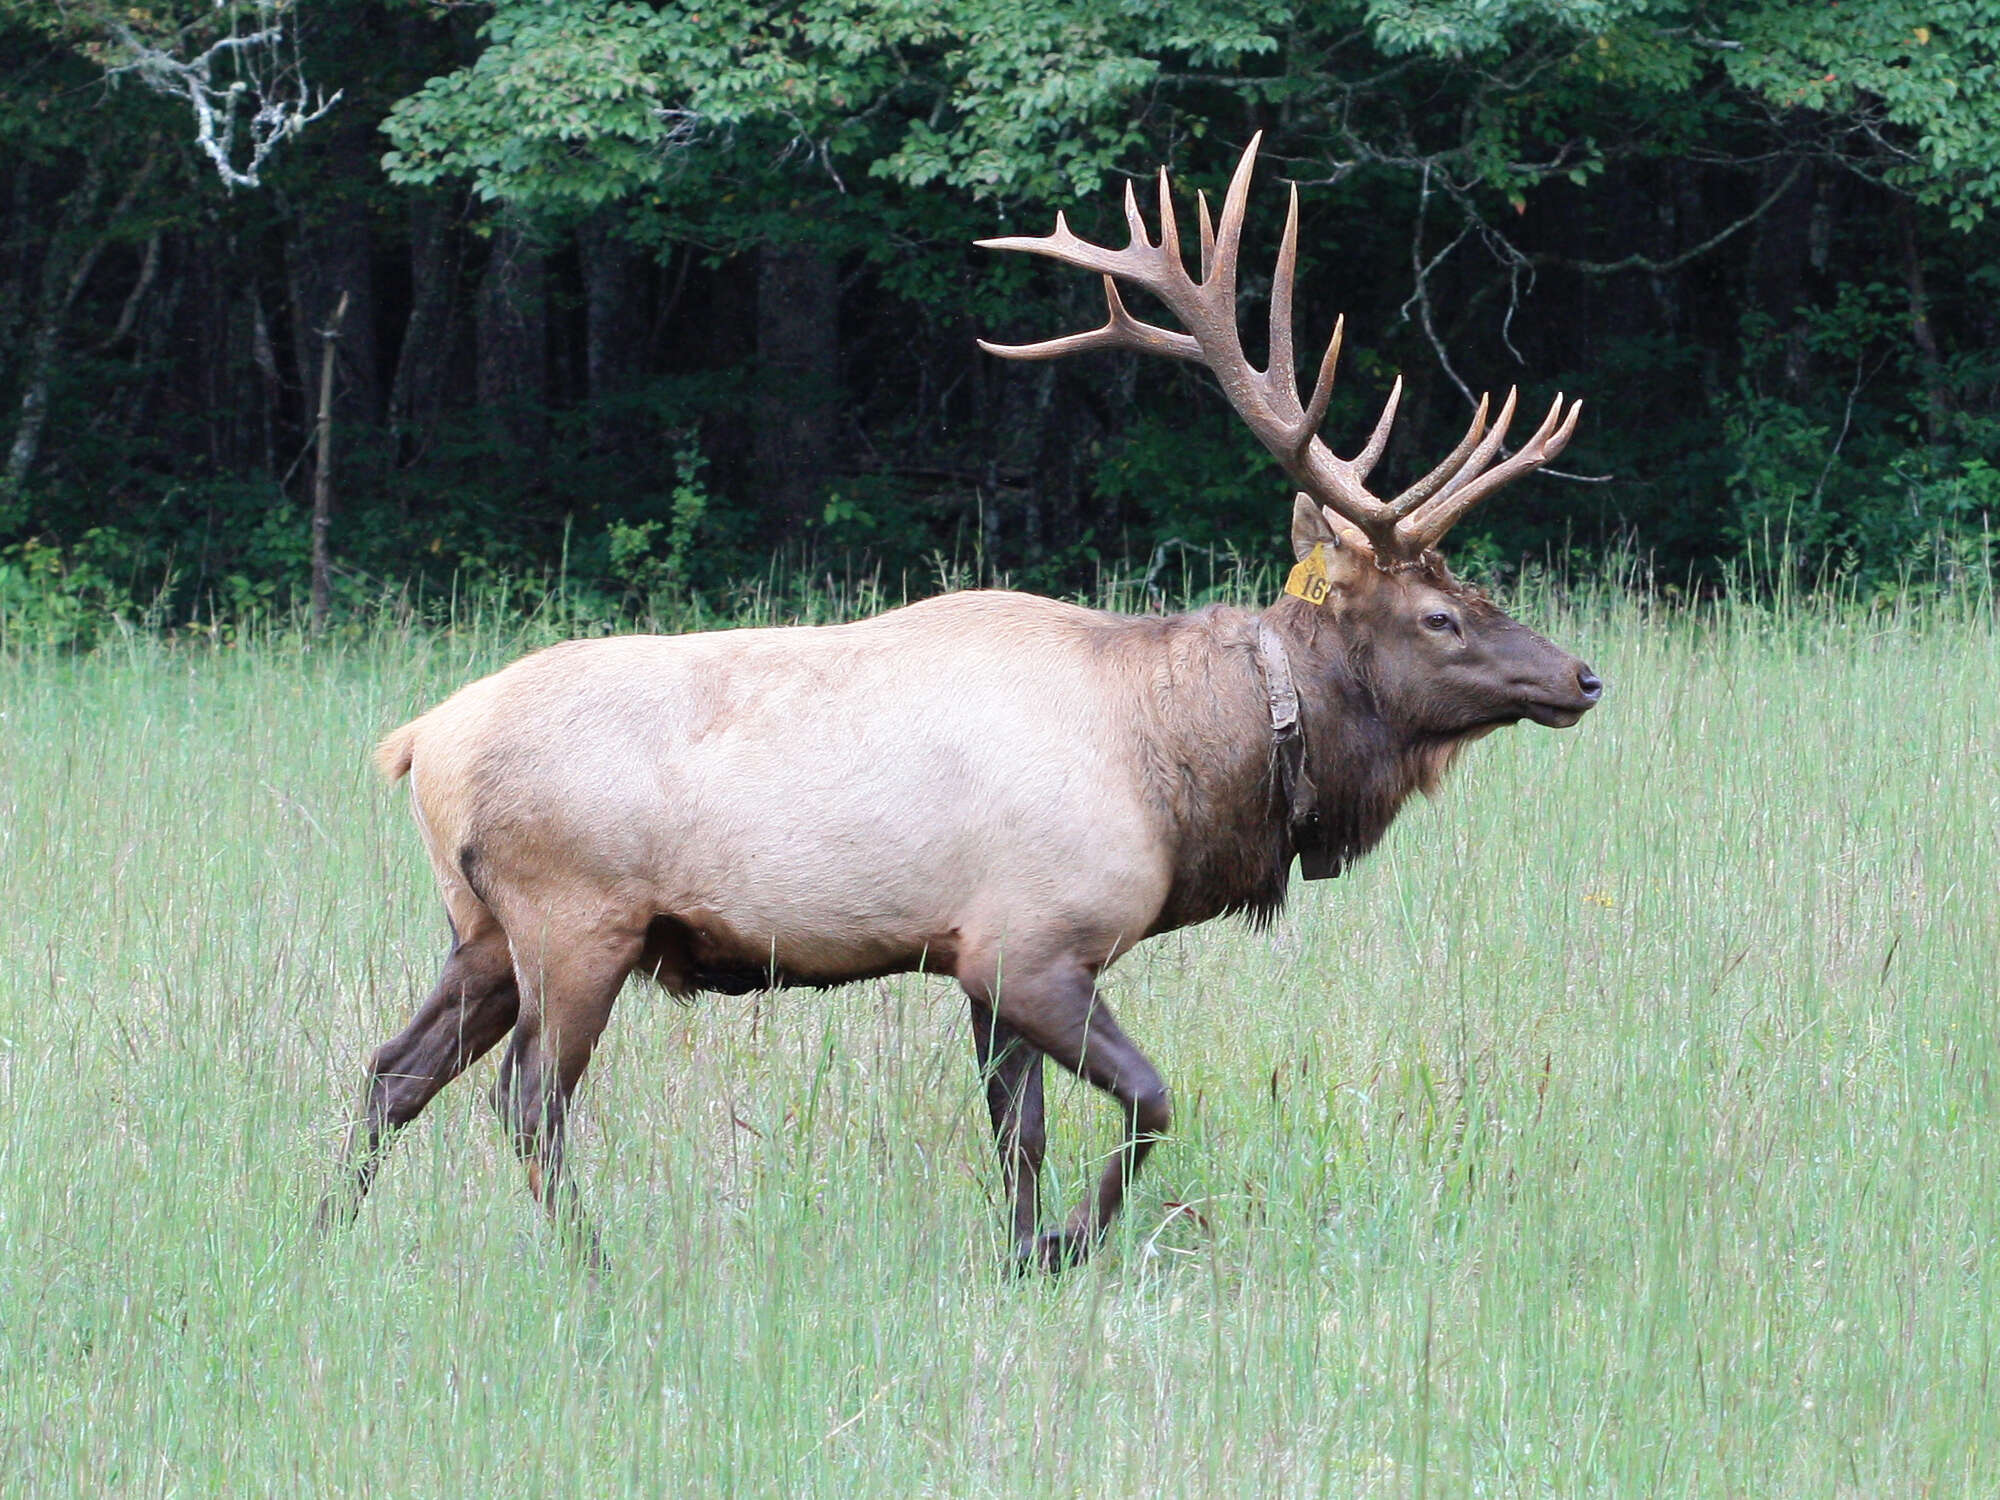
1, 571, 1996, 1495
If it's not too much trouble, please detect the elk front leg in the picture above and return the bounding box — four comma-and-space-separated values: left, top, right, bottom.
994, 961, 1170, 1272
317, 924, 520, 1233
968, 1001, 1047, 1259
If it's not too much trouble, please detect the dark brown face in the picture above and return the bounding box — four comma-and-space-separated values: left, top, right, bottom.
1287, 497, 1602, 736
1356, 568, 1602, 735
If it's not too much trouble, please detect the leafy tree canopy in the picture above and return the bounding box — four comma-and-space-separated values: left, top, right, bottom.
380, 0, 2000, 227
382, 0, 1290, 213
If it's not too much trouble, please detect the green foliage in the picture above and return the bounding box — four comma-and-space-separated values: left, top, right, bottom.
1727, 0, 2000, 227
384, 0, 1290, 209
1358, 0, 2000, 225
605, 440, 712, 605
1367, 0, 1656, 61
1718, 282, 1997, 588
0, 530, 139, 648
867, 0, 1286, 199
1095, 404, 1277, 550
10, 0, 2000, 632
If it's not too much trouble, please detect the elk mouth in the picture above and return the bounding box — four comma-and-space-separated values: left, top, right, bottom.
1522, 699, 1594, 729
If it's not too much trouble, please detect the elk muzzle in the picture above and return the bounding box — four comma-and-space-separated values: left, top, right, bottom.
1521, 659, 1604, 728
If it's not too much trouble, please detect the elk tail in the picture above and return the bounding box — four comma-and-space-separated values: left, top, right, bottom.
374, 721, 419, 782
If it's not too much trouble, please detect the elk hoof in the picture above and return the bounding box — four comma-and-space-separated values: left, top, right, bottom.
1016, 1229, 1090, 1274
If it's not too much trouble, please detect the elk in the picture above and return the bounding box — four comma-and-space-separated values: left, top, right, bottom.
319, 136, 1602, 1271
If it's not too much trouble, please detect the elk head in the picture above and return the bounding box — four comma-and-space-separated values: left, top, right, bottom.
1283, 493, 1602, 741
976, 135, 1602, 750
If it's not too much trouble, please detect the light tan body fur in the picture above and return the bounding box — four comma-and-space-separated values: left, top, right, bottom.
382, 591, 1272, 997
323, 589, 1290, 1269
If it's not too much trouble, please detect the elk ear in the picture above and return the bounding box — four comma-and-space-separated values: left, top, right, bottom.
1290, 492, 1336, 560
1290, 493, 1374, 562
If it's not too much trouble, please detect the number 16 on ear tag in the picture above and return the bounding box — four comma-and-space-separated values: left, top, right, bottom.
1284, 544, 1333, 605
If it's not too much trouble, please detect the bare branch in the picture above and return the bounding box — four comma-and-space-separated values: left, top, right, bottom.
1808, 350, 1890, 513
1397, 163, 1479, 409
102, 6, 340, 191
89, 230, 160, 352
1535, 160, 1807, 276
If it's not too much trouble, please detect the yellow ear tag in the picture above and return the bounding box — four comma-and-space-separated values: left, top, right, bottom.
1284, 543, 1334, 605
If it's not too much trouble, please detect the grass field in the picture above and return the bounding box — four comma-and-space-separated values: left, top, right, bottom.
2, 578, 1997, 1496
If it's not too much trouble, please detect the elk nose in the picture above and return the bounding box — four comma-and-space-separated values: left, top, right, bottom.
1577, 668, 1603, 700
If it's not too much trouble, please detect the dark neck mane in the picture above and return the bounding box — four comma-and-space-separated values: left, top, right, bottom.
1265, 593, 1469, 876
1119, 596, 1469, 935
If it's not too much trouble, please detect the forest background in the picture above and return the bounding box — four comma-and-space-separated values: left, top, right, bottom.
6, 0, 2000, 636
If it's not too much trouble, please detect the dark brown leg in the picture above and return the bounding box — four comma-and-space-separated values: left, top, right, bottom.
968, 1000, 1047, 1259
993, 962, 1170, 1271
318, 926, 520, 1232
490, 927, 640, 1268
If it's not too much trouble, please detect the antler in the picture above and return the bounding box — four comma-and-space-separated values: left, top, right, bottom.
976, 135, 1582, 560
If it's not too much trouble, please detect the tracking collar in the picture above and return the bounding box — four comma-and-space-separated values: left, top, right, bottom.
1255, 620, 1337, 879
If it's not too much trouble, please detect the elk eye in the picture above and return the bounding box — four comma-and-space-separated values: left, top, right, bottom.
1422, 612, 1455, 632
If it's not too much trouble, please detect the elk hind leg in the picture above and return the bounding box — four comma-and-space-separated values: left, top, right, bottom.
968, 1000, 1047, 1259
490, 918, 643, 1267
318, 911, 520, 1232
998, 962, 1169, 1271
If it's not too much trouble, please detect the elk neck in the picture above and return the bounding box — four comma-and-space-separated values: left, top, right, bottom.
1080, 603, 1288, 936
1091, 594, 1472, 937
1259, 592, 1478, 877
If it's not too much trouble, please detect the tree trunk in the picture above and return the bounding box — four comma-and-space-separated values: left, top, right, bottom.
579, 210, 641, 455
754, 239, 840, 529
1746, 156, 1816, 398
311, 291, 349, 635
1895, 196, 1950, 448
250, 290, 284, 476
475, 211, 548, 455
4, 149, 155, 503
286, 128, 381, 428
0, 161, 35, 357
387, 191, 462, 464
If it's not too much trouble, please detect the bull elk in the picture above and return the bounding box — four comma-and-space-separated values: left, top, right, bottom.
319, 136, 1602, 1271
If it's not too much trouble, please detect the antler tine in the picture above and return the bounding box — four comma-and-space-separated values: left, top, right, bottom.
1384, 392, 1490, 519
1156, 167, 1181, 270
1346, 374, 1403, 482
1268, 183, 1301, 413
976, 211, 1134, 281
1208, 131, 1262, 298
1288, 313, 1409, 548
1296, 314, 1343, 458
1196, 191, 1214, 282
975, 275, 1203, 364
1122, 178, 1152, 251
1399, 394, 1581, 549
976, 181, 1208, 364
977, 136, 1570, 562
1429, 385, 1519, 512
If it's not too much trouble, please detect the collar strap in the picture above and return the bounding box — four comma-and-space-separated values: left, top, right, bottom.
1256, 621, 1335, 878
1257, 618, 1299, 736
